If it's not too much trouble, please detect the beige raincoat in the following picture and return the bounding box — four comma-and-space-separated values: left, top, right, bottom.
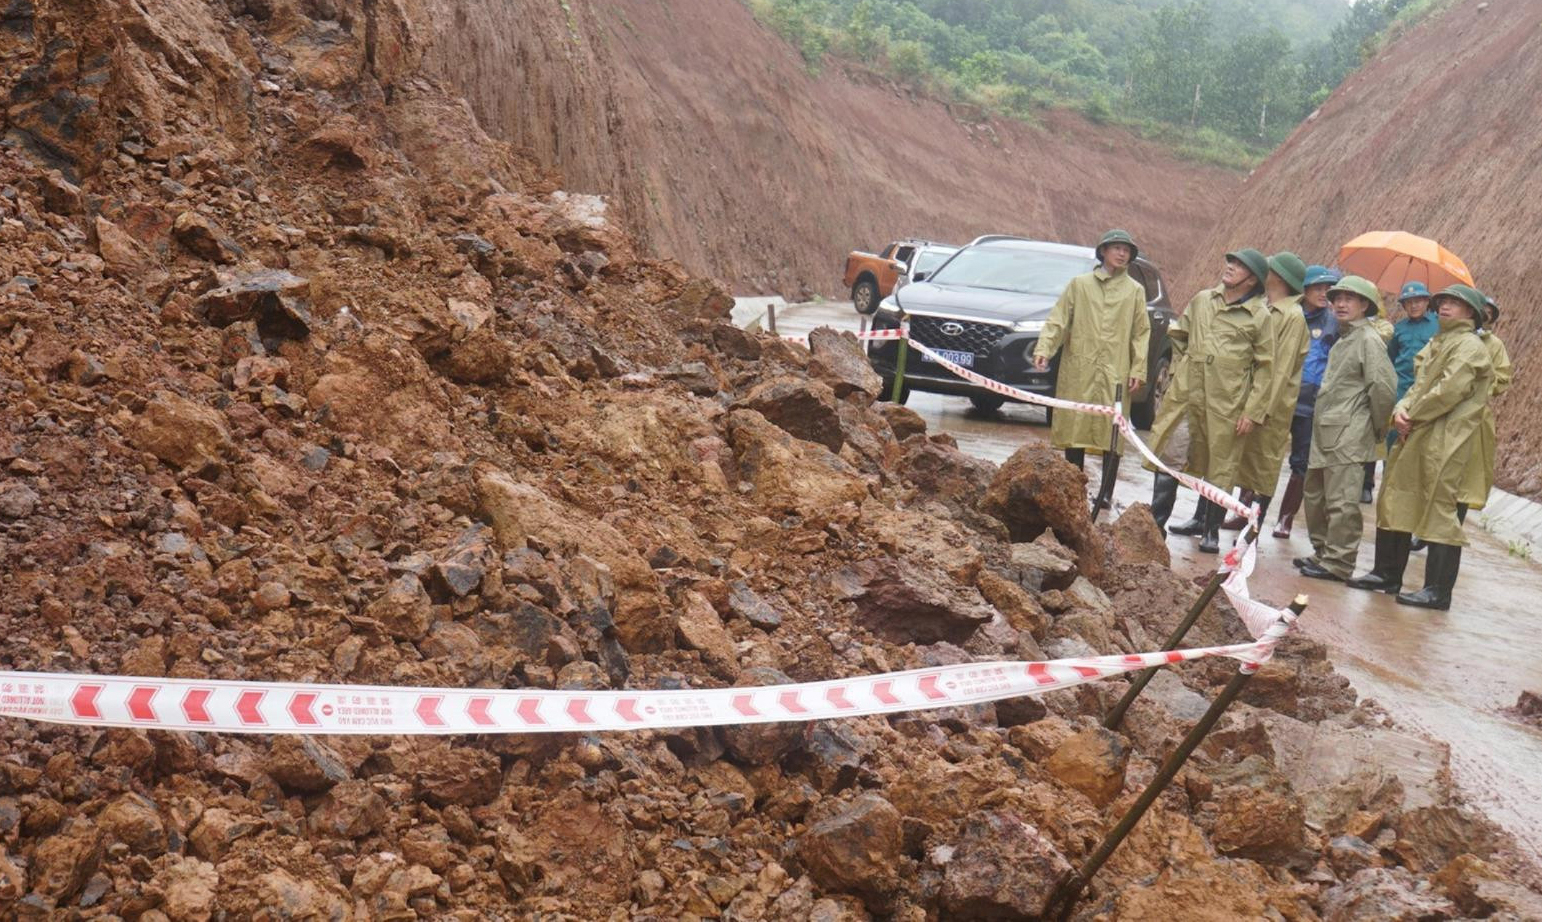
1171, 287, 1275, 491
1458, 330, 1512, 509
1378, 318, 1493, 545
1034, 267, 1150, 451
1237, 293, 1310, 495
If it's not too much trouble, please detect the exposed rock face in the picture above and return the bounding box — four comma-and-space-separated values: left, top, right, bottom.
733, 375, 846, 452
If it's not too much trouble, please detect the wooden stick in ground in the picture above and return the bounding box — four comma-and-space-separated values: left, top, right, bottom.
1101, 523, 1259, 731
1054, 596, 1308, 920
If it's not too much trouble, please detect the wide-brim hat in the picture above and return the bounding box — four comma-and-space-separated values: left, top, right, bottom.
1225, 248, 1270, 288
1430, 284, 1486, 328
1326, 274, 1384, 317
1268, 252, 1307, 294
1096, 228, 1139, 262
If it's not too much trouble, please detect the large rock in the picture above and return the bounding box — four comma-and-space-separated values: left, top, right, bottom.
895, 436, 998, 514
158, 857, 219, 922
475, 467, 665, 651
1321, 868, 1455, 922
95, 216, 159, 276
981, 443, 1102, 581
263, 737, 351, 793
807, 327, 882, 403
1390, 805, 1502, 873
196, 270, 313, 341
1106, 503, 1169, 568
677, 590, 737, 677
1212, 785, 1306, 861
128, 392, 234, 472
833, 557, 993, 645
364, 574, 435, 642
722, 410, 868, 519
310, 781, 389, 838
1434, 853, 1542, 918
1045, 727, 1128, 807
173, 211, 243, 263
796, 793, 903, 911
733, 376, 845, 452
720, 667, 812, 766
940, 812, 1072, 918
100, 793, 166, 856
31, 818, 103, 901
660, 277, 733, 320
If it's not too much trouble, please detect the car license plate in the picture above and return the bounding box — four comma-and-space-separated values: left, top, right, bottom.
922, 348, 975, 368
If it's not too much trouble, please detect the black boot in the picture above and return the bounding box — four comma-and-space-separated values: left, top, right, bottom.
1252, 495, 1272, 527
1360, 462, 1375, 504
1168, 498, 1209, 537
1065, 448, 1086, 470
1198, 501, 1225, 554
1221, 489, 1255, 530
1397, 542, 1461, 610
1150, 473, 1179, 532
1091, 453, 1121, 516
1346, 529, 1411, 593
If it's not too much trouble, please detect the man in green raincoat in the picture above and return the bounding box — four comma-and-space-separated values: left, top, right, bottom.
1165, 248, 1275, 553
1226, 252, 1312, 529
1293, 276, 1396, 582
1033, 229, 1151, 479
1457, 295, 1512, 516
1345, 284, 1494, 610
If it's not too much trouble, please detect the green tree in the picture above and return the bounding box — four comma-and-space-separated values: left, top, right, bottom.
1129, 2, 1214, 126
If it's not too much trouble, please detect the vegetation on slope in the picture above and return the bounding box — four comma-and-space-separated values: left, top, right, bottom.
747, 0, 1456, 168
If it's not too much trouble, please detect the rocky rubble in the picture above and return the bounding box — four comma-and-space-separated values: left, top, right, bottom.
0, 1, 1537, 919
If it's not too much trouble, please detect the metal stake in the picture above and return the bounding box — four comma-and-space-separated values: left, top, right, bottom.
766, 301, 777, 335
1054, 597, 1308, 920
1102, 520, 1260, 731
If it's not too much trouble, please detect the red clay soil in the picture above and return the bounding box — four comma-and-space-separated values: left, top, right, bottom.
1173, 0, 1542, 498
415, 0, 1241, 299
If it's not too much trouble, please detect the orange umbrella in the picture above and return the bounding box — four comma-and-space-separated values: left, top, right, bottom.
1337, 231, 1474, 293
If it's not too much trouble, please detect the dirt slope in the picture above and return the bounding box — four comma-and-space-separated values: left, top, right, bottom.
416, 0, 1239, 298
1173, 0, 1542, 497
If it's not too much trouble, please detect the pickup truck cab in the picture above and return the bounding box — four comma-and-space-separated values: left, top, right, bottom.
864, 235, 1174, 430
843, 240, 957, 314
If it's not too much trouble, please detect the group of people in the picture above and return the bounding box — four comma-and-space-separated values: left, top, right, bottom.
1034, 230, 1511, 612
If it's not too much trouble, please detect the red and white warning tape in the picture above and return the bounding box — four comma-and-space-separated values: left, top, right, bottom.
0, 323, 1298, 737
0, 630, 1287, 735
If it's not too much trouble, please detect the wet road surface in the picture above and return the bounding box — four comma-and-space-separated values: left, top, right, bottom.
778, 300, 1542, 861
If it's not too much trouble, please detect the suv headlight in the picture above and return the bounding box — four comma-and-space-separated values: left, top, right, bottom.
1011, 319, 1045, 334
876, 297, 902, 318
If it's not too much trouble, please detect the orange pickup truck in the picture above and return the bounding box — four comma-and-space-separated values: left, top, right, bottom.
843, 239, 956, 314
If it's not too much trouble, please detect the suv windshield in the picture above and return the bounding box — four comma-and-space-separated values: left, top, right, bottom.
912, 248, 956, 277
928, 246, 1094, 295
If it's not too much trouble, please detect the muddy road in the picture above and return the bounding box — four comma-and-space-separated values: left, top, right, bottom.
777, 299, 1542, 862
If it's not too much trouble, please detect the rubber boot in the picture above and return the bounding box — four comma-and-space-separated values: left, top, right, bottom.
1345, 529, 1412, 593
1221, 489, 1255, 531
1360, 462, 1375, 504
1150, 473, 1179, 532
1198, 501, 1225, 554
1065, 448, 1086, 470
1271, 474, 1304, 539
1397, 542, 1460, 610
1168, 498, 1209, 537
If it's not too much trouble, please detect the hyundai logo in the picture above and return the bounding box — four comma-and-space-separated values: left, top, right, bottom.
939, 321, 965, 336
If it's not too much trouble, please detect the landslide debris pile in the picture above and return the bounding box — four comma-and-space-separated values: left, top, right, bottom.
0, 2, 1537, 919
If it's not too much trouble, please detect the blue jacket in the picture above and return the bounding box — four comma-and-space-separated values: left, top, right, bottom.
1294, 304, 1339, 416
1388, 313, 1439, 400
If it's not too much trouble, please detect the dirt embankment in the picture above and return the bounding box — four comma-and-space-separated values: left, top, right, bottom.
1174, 0, 1542, 498
1, 0, 1538, 918
415, 0, 1240, 299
